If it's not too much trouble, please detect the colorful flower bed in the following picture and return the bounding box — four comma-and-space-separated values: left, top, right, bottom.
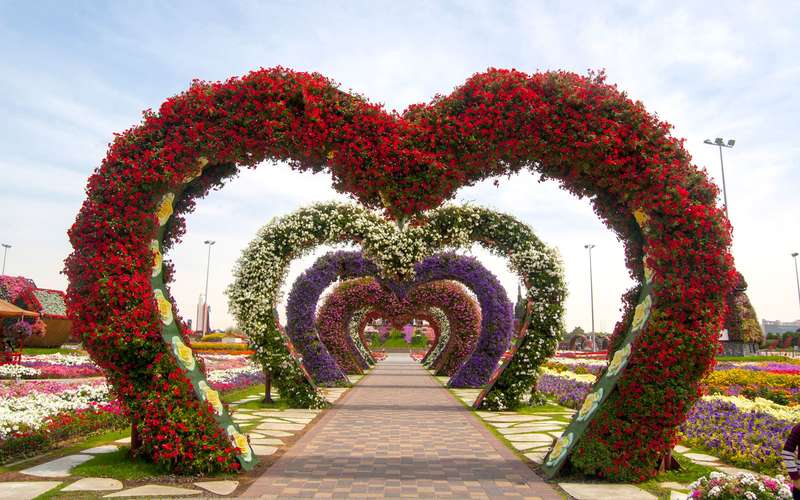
19, 353, 103, 378
0, 354, 262, 464
689, 471, 792, 499
539, 355, 800, 475
682, 399, 794, 474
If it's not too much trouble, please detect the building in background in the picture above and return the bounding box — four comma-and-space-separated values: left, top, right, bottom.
763, 319, 800, 335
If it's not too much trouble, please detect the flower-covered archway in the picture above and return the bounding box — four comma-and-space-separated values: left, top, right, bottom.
311, 274, 482, 379
67, 67, 734, 480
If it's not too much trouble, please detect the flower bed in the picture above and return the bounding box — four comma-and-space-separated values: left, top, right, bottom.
689, 471, 792, 499
207, 365, 265, 393
681, 399, 794, 475
536, 371, 592, 409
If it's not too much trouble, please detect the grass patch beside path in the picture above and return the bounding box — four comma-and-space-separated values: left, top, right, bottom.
638, 453, 712, 499
716, 355, 800, 363
71, 447, 161, 481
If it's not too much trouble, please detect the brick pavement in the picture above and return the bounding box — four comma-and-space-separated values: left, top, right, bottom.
244, 353, 561, 498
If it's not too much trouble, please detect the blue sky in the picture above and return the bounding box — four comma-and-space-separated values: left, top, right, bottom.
1, 1, 798, 331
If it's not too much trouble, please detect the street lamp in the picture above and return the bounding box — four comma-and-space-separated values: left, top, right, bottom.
202, 240, 216, 334
792, 252, 800, 309
1, 244, 10, 275
584, 244, 596, 351
703, 137, 735, 219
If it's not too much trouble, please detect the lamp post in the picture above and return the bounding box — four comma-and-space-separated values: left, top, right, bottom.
584, 244, 596, 351
1, 244, 10, 275
792, 252, 800, 309
703, 137, 735, 219
202, 240, 215, 335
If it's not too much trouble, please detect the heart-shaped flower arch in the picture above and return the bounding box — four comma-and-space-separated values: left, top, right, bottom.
66, 67, 735, 480
304, 260, 493, 382
337, 282, 482, 377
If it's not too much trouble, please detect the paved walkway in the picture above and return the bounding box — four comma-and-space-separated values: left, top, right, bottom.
245, 353, 560, 499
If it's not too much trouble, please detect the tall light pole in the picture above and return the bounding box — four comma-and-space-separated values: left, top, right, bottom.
585, 244, 596, 350
792, 252, 800, 310
202, 240, 216, 334
1, 244, 10, 275
703, 137, 735, 219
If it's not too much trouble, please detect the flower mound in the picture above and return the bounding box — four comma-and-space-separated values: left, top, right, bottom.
689, 471, 792, 499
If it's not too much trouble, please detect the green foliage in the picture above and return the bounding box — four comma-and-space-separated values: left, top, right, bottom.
200, 333, 225, 342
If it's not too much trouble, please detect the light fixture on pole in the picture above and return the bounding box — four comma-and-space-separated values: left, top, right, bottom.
202, 240, 216, 335
792, 252, 800, 309
1, 243, 10, 275
584, 244, 596, 351
703, 137, 735, 219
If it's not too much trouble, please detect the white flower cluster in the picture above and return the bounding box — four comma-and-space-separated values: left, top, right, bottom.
689, 472, 792, 499
227, 202, 567, 409
348, 308, 376, 365
422, 307, 450, 368
206, 364, 263, 384
0, 364, 41, 379
20, 353, 93, 366
0, 383, 110, 439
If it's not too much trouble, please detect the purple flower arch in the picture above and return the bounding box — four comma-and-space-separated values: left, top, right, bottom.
284, 251, 377, 385
286, 250, 511, 388
400, 252, 514, 388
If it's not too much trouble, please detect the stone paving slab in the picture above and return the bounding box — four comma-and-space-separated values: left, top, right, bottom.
20, 454, 94, 477
558, 482, 657, 499
104, 484, 201, 497
194, 480, 239, 495
83, 445, 119, 454
0, 481, 61, 499
245, 353, 561, 498
62, 477, 124, 491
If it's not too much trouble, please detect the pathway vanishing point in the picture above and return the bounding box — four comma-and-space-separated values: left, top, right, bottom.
246, 353, 561, 498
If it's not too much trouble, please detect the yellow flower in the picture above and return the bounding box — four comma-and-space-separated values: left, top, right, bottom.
196, 381, 223, 415
153, 289, 174, 325
633, 209, 649, 228
170, 336, 195, 371
578, 387, 604, 421
326, 150, 336, 160
547, 432, 573, 466
150, 240, 162, 277
156, 193, 174, 226
226, 425, 252, 461
631, 295, 652, 332
643, 262, 654, 284
607, 344, 631, 376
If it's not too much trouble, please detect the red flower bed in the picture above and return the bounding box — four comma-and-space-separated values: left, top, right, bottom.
67, 67, 735, 479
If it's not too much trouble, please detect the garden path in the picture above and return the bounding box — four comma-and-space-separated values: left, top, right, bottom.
245, 353, 560, 498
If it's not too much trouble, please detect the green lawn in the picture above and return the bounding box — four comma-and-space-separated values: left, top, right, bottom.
71, 447, 161, 481
21, 346, 85, 355
716, 354, 800, 363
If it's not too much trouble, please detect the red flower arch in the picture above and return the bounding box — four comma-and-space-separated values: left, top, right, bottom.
66, 67, 735, 479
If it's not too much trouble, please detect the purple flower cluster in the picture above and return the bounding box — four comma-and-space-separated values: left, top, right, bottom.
285, 251, 377, 386
716, 362, 800, 374
680, 399, 794, 473
409, 253, 512, 388
535, 373, 592, 409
